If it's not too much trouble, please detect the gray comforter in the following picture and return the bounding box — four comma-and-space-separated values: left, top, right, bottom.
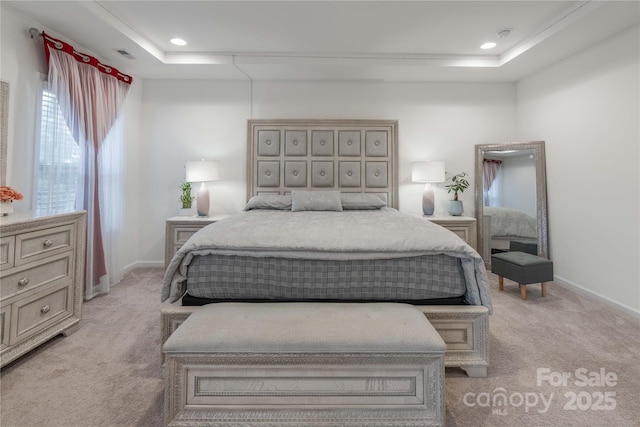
162, 208, 492, 312
484, 206, 537, 239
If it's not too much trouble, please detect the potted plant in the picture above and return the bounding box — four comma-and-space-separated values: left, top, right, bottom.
445, 172, 470, 216
179, 182, 195, 216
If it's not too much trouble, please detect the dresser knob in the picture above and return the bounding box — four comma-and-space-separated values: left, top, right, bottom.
43, 239, 53, 247
41, 305, 50, 314
18, 277, 30, 287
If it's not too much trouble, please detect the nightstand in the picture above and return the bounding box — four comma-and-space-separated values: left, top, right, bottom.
165, 215, 230, 268
422, 216, 477, 251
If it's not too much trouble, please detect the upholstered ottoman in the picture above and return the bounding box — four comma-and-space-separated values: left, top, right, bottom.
491, 251, 553, 300
163, 302, 446, 427
509, 240, 538, 255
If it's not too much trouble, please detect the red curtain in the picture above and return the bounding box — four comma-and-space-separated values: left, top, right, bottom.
483, 159, 502, 206
43, 32, 132, 298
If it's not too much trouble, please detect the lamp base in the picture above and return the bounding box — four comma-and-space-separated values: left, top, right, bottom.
196, 182, 210, 217
422, 185, 435, 216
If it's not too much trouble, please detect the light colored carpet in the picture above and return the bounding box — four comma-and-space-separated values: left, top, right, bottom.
1, 267, 638, 427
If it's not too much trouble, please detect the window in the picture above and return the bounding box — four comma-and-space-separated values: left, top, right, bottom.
35, 79, 81, 215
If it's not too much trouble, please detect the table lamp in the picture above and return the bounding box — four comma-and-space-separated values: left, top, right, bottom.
186, 160, 220, 217
412, 161, 445, 216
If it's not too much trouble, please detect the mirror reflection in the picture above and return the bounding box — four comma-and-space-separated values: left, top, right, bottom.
475, 141, 548, 262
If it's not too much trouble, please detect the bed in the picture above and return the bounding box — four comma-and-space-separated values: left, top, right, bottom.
161, 119, 491, 377
483, 206, 538, 253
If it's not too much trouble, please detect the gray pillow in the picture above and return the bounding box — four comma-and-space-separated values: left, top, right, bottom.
243, 194, 292, 211
341, 193, 387, 210
291, 191, 343, 212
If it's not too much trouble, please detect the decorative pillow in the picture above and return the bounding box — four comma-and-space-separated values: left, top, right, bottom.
243, 194, 292, 211
340, 193, 387, 210
291, 190, 343, 212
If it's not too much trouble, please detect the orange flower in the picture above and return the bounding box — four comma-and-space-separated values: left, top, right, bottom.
0, 186, 24, 202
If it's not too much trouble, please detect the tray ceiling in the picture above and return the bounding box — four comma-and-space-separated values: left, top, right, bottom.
5, 1, 639, 81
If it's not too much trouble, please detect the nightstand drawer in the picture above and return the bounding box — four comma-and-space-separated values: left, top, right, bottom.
446, 227, 471, 243
423, 216, 477, 251
1, 252, 74, 299
15, 224, 75, 266
173, 227, 202, 245
165, 215, 230, 269
10, 280, 74, 345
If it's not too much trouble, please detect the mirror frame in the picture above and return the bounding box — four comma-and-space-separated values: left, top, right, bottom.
474, 141, 549, 260
0, 80, 8, 187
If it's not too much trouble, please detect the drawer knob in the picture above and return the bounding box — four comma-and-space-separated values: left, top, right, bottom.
43, 239, 53, 248
41, 305, 50, 314
18, 277, 30, 287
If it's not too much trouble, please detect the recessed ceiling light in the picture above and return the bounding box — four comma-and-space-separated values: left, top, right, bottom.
480, 42, 497, 50
170, 38, 187, 46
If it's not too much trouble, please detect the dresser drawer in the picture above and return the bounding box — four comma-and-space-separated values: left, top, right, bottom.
0, 304, 10, 350
1, 252, 74, 300
0, 236, 15, 269
15, 224, 75, 266
173, 227, 202, 245
0, 211, 85, 368
10, 280, 74, 345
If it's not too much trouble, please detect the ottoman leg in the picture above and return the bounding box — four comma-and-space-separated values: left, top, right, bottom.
498, 276, 504, 291
520, 284, 527, 300
541, 282, 547, 297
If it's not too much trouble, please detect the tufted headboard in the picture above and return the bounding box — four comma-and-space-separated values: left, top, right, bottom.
246, 119, 399, 209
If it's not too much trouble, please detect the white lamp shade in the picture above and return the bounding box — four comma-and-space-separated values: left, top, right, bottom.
412, 161, 445, 183
186, 160, 220, 183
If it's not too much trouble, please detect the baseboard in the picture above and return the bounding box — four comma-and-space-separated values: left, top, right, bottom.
553, 275, 640, 320
123, 260, 163, 274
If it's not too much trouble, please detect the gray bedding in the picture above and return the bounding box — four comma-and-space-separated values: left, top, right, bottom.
485, 206, 537, 239
162, 208, 492, 312
186, 253, 467, 301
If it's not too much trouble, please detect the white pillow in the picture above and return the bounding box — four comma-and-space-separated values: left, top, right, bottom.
291, 191, 343, 212
340, 193, 387, 210
243, 194, 292, 211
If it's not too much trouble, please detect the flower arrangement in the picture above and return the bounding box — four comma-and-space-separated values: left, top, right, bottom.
0, 186, 23, 202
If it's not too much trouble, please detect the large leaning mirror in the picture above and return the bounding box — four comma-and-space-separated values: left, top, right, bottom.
475, 141, 548, 262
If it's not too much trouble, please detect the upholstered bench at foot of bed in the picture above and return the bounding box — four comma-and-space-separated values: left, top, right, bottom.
160, 303, 490, 377
163, 302, 446, 427
491, 251, 554, 300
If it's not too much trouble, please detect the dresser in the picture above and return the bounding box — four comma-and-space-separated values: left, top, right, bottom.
165, 215, 230, 268
423, 216, 478, 251
0, 211, 86, 368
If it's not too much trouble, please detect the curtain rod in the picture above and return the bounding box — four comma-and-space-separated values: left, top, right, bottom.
27, 27, 133, 84
29, 28, 42, 39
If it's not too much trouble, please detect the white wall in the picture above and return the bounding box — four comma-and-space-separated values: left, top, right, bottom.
139, 80, 252, 262
517, 26, 640, 314
139, 80, 517, 262
0, 4, 143, 276
0, 5, 47, 208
